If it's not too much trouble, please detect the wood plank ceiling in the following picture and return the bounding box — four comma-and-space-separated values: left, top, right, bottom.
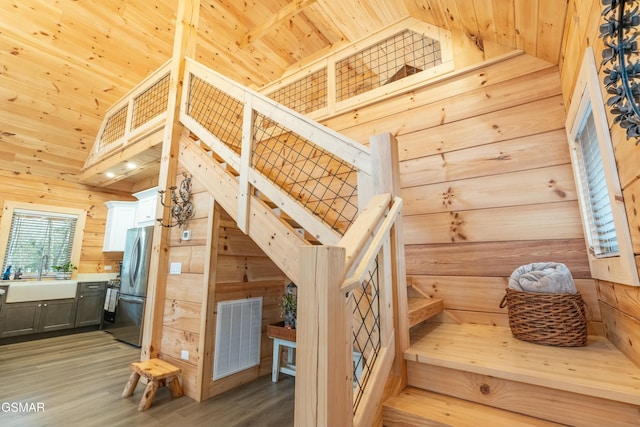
0, 0, 570, 190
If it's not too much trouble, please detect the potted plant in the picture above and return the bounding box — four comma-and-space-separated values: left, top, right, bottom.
51, 261, 77, 280
281, 290, 297, 329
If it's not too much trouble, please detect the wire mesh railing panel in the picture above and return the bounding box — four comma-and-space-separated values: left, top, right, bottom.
351, 259, 381, 412
336, 29, 442, 102
132, 72, 170, 129
268, 69, 328, 115
98, 105, 128, 153
252, 112, 359, 234
187, 75, 243, 154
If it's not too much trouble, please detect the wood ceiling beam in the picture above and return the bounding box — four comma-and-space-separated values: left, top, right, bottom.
238, 0, 318, 48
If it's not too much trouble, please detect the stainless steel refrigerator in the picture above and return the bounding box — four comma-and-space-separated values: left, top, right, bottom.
112, 225, 153, 347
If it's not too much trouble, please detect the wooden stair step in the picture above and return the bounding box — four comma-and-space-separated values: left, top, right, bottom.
405, 322, 640, 426
383, 387, 562, 427
407, 297, 443, 328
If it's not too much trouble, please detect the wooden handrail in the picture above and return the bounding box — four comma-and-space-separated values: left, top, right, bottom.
341, 196, 402, 293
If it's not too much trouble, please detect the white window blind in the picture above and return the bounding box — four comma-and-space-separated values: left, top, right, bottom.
2, 209, 78, 278
575, 109, 618, 257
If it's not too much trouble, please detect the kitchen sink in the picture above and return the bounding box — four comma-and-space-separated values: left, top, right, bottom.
5, 280, 78, 303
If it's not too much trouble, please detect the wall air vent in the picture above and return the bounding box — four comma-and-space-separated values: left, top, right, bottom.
213, 297, 263, 380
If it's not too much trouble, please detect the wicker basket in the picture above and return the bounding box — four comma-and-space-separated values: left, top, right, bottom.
499, 288, 590, 347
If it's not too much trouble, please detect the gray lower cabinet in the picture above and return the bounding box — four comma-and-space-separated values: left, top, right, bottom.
75, 282, 107, 327
0, 298, 77, 338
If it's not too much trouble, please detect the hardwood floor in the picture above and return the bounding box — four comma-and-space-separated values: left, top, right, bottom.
0, 331, 295, 426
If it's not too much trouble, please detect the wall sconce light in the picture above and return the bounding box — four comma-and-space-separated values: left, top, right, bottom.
600, 0, 640, 142
157, 172, 194, 228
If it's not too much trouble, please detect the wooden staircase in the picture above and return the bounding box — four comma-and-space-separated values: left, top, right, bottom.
382, 322, 640, 426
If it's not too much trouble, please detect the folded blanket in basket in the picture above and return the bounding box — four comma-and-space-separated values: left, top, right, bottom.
508, 262, 577, 294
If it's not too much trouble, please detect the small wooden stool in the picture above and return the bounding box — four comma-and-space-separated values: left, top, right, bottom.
122, 358, 183, 411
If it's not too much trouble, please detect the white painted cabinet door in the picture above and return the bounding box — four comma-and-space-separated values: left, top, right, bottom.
103, 201, 136, 252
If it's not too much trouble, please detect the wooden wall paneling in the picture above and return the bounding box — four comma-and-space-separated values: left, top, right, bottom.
165, 273, 207, 303
399, 130, 571, 187
169, 216, 210, 246
214, 255, 286, 283
168, 245, 207, 274
163, 299, 202, 332
218, 227, 268, 257
398, 96, 566, 162
403, 201, 584, 245
159, 354, 200, 399
598, 281, 640, 320
405, 239, 591, 278
410, 275, 601, 322
450, 29, 486, 69
401, 165, 577, 215
514, 0, 538, 55
600, 303, 640, 367
161, 325, 200, 365
613, 128, 640, 190
330, 62, 561, 145
536, 0, 569, 64
623, 177, 640, 253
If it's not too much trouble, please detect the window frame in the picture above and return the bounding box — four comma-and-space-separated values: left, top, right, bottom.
565, 47, 639, 286
0, 201, 86, 280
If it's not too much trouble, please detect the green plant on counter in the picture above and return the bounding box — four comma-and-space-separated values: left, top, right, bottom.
51, 261, 77, 272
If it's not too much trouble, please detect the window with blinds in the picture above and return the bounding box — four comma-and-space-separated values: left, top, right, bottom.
565, 48, 639, 286
574, 109, 619, 257
2, 209, 78, 279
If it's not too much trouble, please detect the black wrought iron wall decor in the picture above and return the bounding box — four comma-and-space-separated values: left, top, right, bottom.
157, 172, 194, 228
601, 0, 640, 141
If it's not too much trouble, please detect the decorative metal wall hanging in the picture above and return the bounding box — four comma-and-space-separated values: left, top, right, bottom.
157, 172, 194, 228
601, 0, 640, 142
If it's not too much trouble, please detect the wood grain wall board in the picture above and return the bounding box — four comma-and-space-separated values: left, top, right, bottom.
163, 298, 202, 333
536, 0, 569, 64
612, 129, 640, 191
451, 29, 486, 68
165, 272, 207, 304
212, 280, 285, 309
410, 275, 601, 322
491, 0, 516, 48
623, 178, 640, 253
401, 165, 577, 215
514, 0, 538, 56
397, 96, 567, 162
218, 227, 269, 257
214, 254, 287, 284
600, 303, 640, 368
169, 217, 210, 247
329, 64, 562, 145
160, 325, 200, 365
405, 238, 591, 278
399, 130, 571, 188
597, 281, 640, 320
402, 201, 584, 245
168, 245, 207, 274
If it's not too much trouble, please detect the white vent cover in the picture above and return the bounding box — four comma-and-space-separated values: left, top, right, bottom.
213, 297, 263, 380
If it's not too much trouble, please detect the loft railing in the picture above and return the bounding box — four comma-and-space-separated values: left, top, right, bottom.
83, 60, 172, 169
87, 57, 406, 427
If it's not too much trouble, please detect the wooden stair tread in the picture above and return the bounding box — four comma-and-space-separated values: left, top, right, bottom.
406, 322, 640, 406
383, 387, 563, 427
407, 297, 443, 328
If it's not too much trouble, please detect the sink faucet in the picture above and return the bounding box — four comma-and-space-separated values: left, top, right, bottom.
37, 255, 49, 280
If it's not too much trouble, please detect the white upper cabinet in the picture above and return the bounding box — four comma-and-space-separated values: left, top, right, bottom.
103, 187, 158, 252
103, 201, 136, 252
133, 187, 159, 227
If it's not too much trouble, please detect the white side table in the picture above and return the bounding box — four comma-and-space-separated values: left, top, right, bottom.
271, 337, 296, 382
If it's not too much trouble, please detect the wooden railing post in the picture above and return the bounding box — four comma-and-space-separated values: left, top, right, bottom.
368, 133, 409, 385
295, 245, 352, 427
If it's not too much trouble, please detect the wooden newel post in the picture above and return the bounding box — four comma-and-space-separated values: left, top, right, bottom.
295, 245, 353, 427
